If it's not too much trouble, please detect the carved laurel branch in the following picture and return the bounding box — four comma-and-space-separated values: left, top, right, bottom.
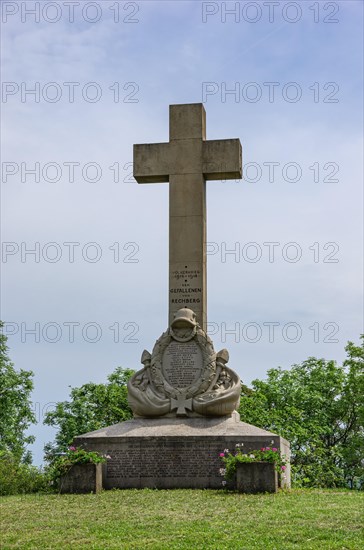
150, 328, 216, 400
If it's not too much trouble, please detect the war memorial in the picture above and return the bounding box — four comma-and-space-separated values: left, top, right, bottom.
69, 104, 290, 491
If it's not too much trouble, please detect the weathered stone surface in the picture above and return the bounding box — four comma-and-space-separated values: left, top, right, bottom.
59, 463, 102, 494
169, 214, 205, 264
203, 138, 242, 180
236, 462, 278, 494
133, 103, 242, 330
133, 142, 170, 183
169, 103, 206, 140
77, 412, 272, 438
74, 414, 290, 490
127, 308, 241, 419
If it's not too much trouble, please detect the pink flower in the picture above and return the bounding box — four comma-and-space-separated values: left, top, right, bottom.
69, 446, 76, 451
281, 465, 286, 471
219, 452, 225, 457
261, 448, 266, 452
272, 448, 278, 452
266, 447, 271, 451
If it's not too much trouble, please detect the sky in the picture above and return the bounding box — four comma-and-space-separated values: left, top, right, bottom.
1, 0, 363, 465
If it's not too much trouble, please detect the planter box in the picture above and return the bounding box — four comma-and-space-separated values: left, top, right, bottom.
59, 463, 102, 494
236, 462, 278, 493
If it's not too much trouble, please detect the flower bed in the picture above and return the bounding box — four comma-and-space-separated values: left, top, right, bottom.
219, 443, 288, 490
49, 446, 111, 493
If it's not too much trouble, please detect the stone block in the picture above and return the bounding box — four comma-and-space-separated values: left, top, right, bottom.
169, 103, 206, 140
73, 414, 290, 490
59, 462, 102, 494
169, 174, 206, 218
133, 142, 170, 183
236, 461, 278, 493
169, 216, 205, 264
169, 139, 203, 175
203, 138, 242, 180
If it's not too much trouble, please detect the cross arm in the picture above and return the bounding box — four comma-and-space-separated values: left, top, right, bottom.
133, 142, 171, 183
203, 138, 242, 181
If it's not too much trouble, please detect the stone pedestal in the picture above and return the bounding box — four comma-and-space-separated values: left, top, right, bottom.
236, 462, 278, 493
74, 412, 290, 490
59, 463, 102, 494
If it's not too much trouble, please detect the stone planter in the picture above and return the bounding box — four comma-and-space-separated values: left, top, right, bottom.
236, 461, 278, 493
59, 462, 102, 494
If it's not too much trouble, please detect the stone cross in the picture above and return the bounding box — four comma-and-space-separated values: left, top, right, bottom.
170, 395, 193, 417
133, 103, 242, 331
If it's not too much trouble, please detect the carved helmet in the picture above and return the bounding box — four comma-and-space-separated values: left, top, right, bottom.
171, 307, 198, 328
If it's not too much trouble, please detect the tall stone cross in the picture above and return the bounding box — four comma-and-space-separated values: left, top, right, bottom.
133, 103, 242, 331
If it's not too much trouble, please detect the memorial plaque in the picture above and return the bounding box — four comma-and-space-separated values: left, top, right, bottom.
162, 340, 203, 389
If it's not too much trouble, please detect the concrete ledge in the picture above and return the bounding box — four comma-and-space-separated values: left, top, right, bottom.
76, 412, 283, 439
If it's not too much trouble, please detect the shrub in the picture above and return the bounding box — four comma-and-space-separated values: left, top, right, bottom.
0, 451, 49, 495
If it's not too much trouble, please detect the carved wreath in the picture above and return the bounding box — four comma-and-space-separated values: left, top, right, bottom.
150, 328, 216, 400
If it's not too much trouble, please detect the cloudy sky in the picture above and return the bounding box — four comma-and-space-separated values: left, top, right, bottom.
1, 0, 363, 464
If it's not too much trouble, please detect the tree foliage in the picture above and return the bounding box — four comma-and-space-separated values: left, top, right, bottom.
0, 322, 35, 463
0, 451, 49, 495
239, 337, 364, 488
44, 367, 134, 459
43, 339, 363, 489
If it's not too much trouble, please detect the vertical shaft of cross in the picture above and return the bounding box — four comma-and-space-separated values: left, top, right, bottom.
169, 173, 207, 331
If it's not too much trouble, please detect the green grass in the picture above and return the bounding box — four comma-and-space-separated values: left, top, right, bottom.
1, 489, 363, 549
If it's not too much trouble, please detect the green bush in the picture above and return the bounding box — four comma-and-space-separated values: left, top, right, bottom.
219, 444, 288, 481
239, 338, 364, 489
0, 451, 50, 495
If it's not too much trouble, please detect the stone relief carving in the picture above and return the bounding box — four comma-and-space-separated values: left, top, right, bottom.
127, 307, 241, 418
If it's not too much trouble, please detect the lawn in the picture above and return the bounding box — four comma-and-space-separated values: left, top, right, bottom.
1, 489, 363, 549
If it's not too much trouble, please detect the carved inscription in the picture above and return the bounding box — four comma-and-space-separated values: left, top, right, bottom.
106, 440, 220, 480
170, 268, 202, 306
162, 340, 203, 389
